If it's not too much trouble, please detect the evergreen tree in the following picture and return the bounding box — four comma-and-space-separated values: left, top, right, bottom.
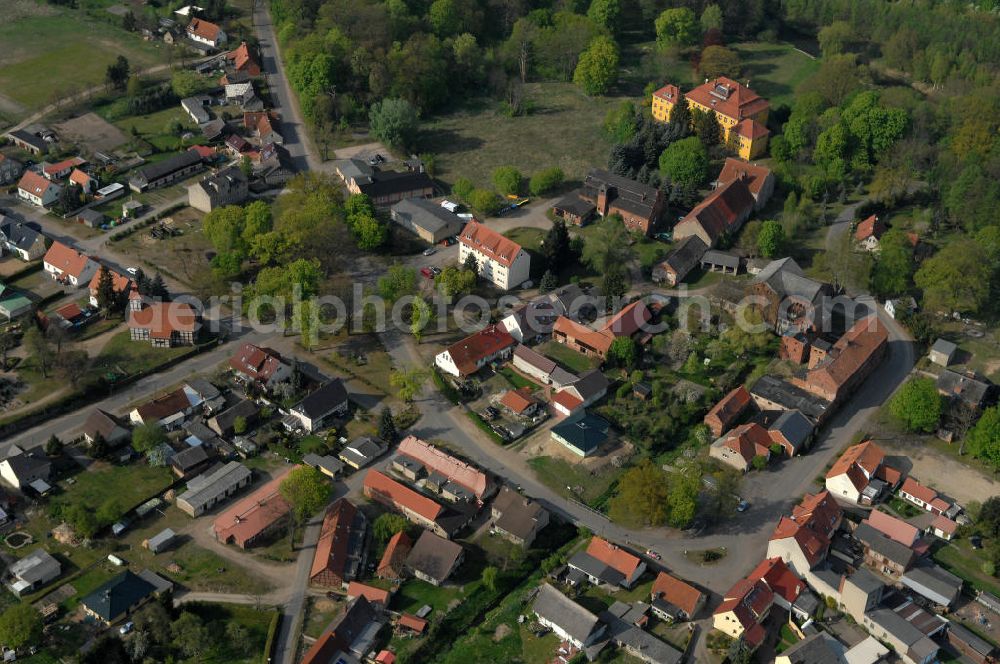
378, 407, 398, 442
543, 218, 572, 273
96, 266, 118, 318
88, 433, 109, 460
149, 273, 169, 300
669, 95, 692, 133
463, 252, 479, 274
693, 109, 721, 147
45, 435, 63, 456
134, 268, 149, 296
539, 270, 558, 293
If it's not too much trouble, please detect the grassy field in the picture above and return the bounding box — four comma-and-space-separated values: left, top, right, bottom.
93, 328, 196, 376
111, 106, 198, 153
50, 463, 173, 515
933, 539, 1000, 598
0, 8, 165, 116
527, 455, 624, 507
732, 42, 820, 109
420, 83, 625, 189
535, 340, 600, 374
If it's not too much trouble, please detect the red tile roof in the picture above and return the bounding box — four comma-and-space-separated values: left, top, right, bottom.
189, 144, 216, 160
213, 468, 293, 547
398, 613, 428, 633
188, 18, 222, 42
855, 214, 886, 242
683, 77, 770, 123
88, 266, 132, 296
749, 557, 805, 605
900, 478, 938, 506
826, 440, 885, 493
227, 42, 260, 74
552, 390, 583, 413
229, 342, 285, 383
736, 118, 769, 140
397, 435, 491, 500
43, 156, 85, 177
714, 577, 773, 630
930, 497, 951, 513
363, 470, 443, 523
585, 537, 642, 579
652, 84, 681, 104
878, 465, 902, 487
802, 316, 887, 401
721, 423, 772, 464
377, 531, 412, 578
310, 499, 360, 583
43, 241, 94, 279
651, 572, 703, 616
134, 387, 192, 422
459, 221, 523, 268
704, 385, 752, 436
127, 301, 199, 338
716, 158, 772, 198
770, 491, 842, 569
441, 324, 515, 376
19, 170, 57, 197
931, 514, 958, 535
375, 650, 396, 664
675, 177, 755, 245
553, 301, 651, 356
346, 581, 390, 606
54, 302, 83, 322
500, 387, 537, 415
69, 168, 94, 188
864, 509, 919, 547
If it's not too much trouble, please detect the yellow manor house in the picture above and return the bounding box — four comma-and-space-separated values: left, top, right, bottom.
652, 77, 771, 160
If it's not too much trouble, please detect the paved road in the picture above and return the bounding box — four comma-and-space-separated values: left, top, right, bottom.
252, 0, 319, 173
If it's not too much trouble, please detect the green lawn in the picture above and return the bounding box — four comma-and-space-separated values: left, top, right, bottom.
419, 82, 625, 189
934, 539, 1000, 598
732, 42, 821, 109
498, 366, 540, 391
503, 227, 546, 252
527, 456, 624, 508
390, 578, 467, 615
109, 106, 197, 152
93, 328, 196, 376
535, 340, 600, 373
0, 9, 164, 116
303, 596, 344, 639
50, 463, 174, 515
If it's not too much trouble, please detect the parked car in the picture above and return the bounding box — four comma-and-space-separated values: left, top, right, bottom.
420, 267, 433, 279
645, 549, 661, 560
119, 621, 134, 635
423, 247, 436, 256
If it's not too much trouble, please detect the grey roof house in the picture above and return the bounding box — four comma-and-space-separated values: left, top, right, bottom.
81, 408, 130, 447
532, 584, 606, 652
390, 198, 463, 244
287, 379, 349, 432
900, 564, 963, 608
81, 570, 157, 624
0, 446, 51, 490
338, 437, 387, 470
7, 549, 61, 596
406, 530, 464, 586
176, 461, 253, 516
208, 398, 260, 436
0, 219, 48, 261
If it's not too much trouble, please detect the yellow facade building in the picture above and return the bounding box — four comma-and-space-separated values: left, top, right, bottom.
652, 77, 771, 160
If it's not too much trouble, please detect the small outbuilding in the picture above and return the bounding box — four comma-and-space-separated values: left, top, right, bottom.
145, 528, 176, 554
929, 338, 957, 367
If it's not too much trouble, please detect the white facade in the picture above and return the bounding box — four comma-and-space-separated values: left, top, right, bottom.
19, 181, 60, 207
857, 236, 880, 253
458, 241, 530, 291
766, 537, 815, 578
44, 257, 98, 288
826, 473, 863, 504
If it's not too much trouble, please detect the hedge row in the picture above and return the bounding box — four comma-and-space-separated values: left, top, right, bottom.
261, 611, 282, 664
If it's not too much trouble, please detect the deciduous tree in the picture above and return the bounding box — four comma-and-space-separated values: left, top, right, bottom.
573, 35, 619, 96
889, 377, 943, 432
658, 136, 708, 189
368, 97, 420, 148
655, 8, 698, 50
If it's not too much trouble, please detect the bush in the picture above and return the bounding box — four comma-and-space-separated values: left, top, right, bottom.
467, 189, 502, 216
492, 166, 522, 196
529, 167, 565, 196
452, 177, 474, 200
